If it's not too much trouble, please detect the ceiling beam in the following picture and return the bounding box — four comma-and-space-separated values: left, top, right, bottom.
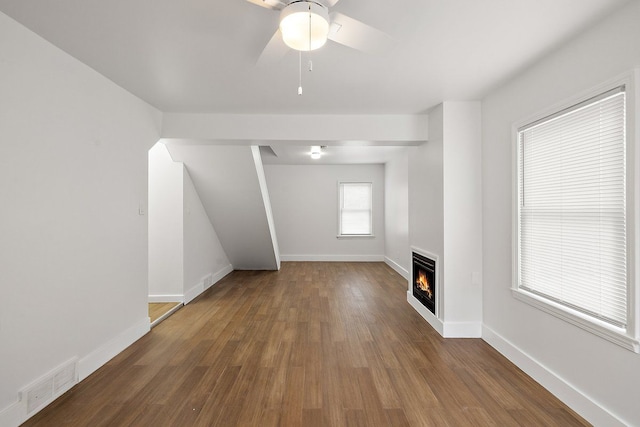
161, 113, 428, 143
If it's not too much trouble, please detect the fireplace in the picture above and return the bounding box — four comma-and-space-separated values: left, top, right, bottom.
412, 251, 436, 314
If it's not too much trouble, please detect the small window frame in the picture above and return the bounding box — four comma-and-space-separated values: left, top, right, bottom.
337, 181, 374, 238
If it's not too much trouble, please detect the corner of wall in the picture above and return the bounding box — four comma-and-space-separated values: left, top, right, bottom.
407, 291, 444, 336
184, 264, 234, 304
385, 256, 409, 279
77, 318, 150, 381
442, 322, 482, 338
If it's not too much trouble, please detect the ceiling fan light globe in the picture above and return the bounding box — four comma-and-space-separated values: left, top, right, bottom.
310, 145, 322, 159
280, 2, 329, 51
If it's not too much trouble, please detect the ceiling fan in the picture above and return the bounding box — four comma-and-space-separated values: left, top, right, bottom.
246, 0, 392, 66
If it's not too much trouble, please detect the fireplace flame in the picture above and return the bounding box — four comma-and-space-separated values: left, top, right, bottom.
416, 271, 433, 299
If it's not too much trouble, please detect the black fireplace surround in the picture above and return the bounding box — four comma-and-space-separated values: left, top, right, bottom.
412, 252, 436, 314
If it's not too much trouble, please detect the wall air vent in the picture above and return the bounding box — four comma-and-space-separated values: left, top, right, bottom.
20, 358, 78, 416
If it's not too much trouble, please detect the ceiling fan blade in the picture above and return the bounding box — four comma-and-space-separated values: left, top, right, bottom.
323, 0, 342, 6
328, 12, 393, 54
246, 0, 286, 11
256, 29, 290, 66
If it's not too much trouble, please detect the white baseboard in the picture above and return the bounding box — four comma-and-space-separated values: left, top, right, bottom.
150, 265, 233, 305
184, 282, 204, 304
185, 264, 234, 304
280, 254, 385, 262
442, 321, 482, 338
77, 317, 150, 381
207, 264, 233, 290
0, 401, 22, 427
0, 318, 150, 427
148, 294, 183, 303
407, 291, 444, 336
407, 291, 481, 338
482, 325, 627, 427
384, 256, 409, 279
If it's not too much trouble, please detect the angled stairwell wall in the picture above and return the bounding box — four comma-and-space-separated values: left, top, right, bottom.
164, 143, 280, 271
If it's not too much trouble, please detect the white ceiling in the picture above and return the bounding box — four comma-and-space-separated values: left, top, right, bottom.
0, 0, 628, 115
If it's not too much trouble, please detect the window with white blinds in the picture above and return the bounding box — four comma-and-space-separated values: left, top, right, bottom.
517, 86, 627, 328
339, 182, 373, 236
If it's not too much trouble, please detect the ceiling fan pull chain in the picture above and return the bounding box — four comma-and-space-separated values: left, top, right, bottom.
308, 5, 313, 72
308, 3, 312, 51
298, 50, 303, 95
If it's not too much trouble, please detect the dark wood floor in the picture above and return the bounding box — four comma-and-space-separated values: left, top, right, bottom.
23, 262, 590, 426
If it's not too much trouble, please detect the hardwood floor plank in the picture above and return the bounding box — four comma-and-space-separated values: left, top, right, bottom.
236, 367, 274, 425
385, 408, 412, 427
279, 366, 305, 427
418, 365, 481, 411
165, 392, 210, 426
193, 366, 241, 426
454, 367, 523, 426
336, 366, 365, 409
265, 340, 293, 409
301, 408, 326, 427
355, 367, 392, 426
361, 342, 403, 408
303, 364, 323, 409
22, 262, 590, 427
344, 409, 370, 427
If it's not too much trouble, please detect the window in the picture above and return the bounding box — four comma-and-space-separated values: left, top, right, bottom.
339, 182, 373, 236
514, 83, 638, 352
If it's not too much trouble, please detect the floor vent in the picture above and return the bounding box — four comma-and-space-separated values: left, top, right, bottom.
21, 358, 78, 415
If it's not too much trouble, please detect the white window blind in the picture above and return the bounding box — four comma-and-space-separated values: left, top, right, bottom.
518, 86, 627, 327
339, 182, 372, 235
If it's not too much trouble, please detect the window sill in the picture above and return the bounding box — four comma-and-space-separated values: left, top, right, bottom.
336, 234, 375, 239
512, 288, 639, 353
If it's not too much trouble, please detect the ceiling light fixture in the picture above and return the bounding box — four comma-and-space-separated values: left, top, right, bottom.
279, 1, 329, 51
310, 145, 322, 159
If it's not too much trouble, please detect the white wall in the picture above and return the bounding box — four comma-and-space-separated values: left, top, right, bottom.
481, 2, 640, 425
442, 102, 483, 329
264, 164, 385, 261
409, 105, 445, 268
183, 168, 231, 299
408, 103, 483, 337
148, 142, 183, 300
148, 142, 231, 303
384, 149, 410, 277
0, 10, 161, 424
